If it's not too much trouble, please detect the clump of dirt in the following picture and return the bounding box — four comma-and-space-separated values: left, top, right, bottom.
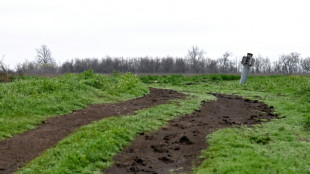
0, 88, 185, 174
104, 94, 278, 174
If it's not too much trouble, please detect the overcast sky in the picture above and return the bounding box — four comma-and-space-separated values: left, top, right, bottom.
1, 0, 310, 68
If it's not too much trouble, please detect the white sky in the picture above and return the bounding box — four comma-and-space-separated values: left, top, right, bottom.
1, 0, 310, 68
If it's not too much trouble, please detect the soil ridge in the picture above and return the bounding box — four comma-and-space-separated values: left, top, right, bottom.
0, 88, 185, 174
104, 93, 278, 174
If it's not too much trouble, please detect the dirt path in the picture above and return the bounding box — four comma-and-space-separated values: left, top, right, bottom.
104, 94, 278, 174
0, 88, 185, 174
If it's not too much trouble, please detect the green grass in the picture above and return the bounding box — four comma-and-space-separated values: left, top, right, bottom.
16, 92, 214, 174
139, 74, 240, 85
3, 73, 310, 173
146, 74, 310, 174
0, 70, 148, 140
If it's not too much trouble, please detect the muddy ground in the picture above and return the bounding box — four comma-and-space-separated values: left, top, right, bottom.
0, 88, 185, 174
104, 94, 278, 174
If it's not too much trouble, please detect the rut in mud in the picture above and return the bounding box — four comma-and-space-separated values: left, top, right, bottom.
0, 88, 185, 174
104, 94, 278, 174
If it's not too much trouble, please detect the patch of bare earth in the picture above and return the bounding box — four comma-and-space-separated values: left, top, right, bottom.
0, 88, 185, 174
104, 94, 278, 174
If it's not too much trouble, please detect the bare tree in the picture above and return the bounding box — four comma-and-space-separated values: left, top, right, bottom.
205, 58, 218, 73
218, 52, 232, 73
273, 60, 283, 74
301, 57, 310, 72
254, 55, 263, 74
161, 57, 175, 73
0, 55, 12, 82
174, 58, 187, 73
16, 61, 40, 75
36, 45, 55, 65
279, 52, 300, 74
187, 46, 205, 73
261, 57, 272, 74
59, 60, 74, 73
0, 55, 8, 74
253, 55, 272, 74
35, 45, 57, 74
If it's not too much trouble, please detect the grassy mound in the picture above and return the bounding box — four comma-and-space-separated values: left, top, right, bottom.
0, 70, 148, 140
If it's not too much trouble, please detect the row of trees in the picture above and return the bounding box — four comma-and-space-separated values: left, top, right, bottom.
2, 45, 310, 76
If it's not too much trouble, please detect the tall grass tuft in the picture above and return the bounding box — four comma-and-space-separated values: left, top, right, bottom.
139, 74, 240, 86
305, 116, 310, 131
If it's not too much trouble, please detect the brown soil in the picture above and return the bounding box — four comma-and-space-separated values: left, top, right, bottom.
104, 94, 278, 174
0, 88, 185, 174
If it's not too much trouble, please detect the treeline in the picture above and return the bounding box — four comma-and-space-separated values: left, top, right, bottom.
59, 54, 309, 74
2, 46, 310, 78
17, 54, 310, 75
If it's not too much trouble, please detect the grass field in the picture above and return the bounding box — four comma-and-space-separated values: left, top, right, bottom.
142, 74, 310, 174
1, 72, 309, 173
